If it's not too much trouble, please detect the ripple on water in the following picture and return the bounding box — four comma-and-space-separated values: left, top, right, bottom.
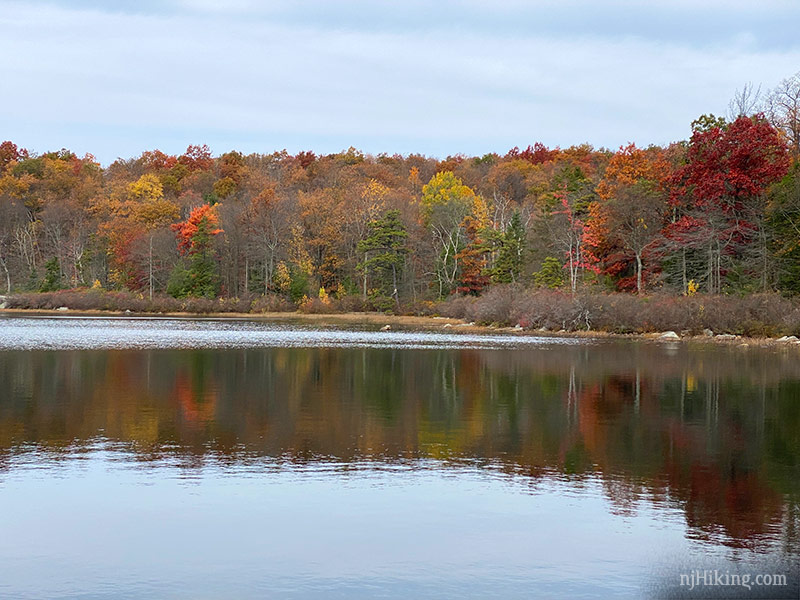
0, 316, 584, 350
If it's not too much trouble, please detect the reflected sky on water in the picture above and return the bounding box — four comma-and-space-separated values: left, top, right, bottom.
0, 317, 798, 598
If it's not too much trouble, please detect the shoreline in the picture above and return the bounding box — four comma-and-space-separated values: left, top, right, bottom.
2, 307, 797, 349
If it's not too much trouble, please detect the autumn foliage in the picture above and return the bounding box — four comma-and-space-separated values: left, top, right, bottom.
1, 77, 800, 308
172, 204, 223, 255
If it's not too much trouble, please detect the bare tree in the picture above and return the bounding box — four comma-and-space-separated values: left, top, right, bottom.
728, 82, 762, 120
766, 71, 800, 155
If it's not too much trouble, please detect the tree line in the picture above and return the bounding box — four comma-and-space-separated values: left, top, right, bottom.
1, 72, 799, 308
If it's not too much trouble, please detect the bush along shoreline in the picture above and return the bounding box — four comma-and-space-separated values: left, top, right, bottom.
438, 286, 800, 338
6, 286, 800, 340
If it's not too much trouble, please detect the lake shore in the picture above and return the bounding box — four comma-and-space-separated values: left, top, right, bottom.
2, 306, 798, 349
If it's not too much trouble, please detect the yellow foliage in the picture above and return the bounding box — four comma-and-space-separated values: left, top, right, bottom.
127, 174, 163, 201
274, 261, 291, 294
687, 279, 699, 296
133, 197, 180, 229
362, 179, 389, 205
289, 226, 314, 275
471, 195, 491, 228
318, 287, 329, 303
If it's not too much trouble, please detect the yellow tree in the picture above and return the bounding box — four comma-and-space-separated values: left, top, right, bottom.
128, 174, 179, 299
421, 171, 476, 296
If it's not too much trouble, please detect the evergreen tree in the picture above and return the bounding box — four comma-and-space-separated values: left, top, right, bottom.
534, 256, 566, 289
493, 211, 526, 284
39, 257, 63, 292
357, 210, 408, 308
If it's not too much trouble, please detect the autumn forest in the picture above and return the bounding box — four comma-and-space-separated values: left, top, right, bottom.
2, 73, 800, 316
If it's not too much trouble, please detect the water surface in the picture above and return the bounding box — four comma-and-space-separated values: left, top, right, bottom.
0, 316, 798, 598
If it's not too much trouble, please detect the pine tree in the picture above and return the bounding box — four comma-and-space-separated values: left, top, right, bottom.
534, 256, 566, 288
493, 211, 526, 284
39, 257, 63, 292
357, 210, 408, 308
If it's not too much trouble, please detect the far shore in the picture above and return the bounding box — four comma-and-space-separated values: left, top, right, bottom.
2, 307, 799, 349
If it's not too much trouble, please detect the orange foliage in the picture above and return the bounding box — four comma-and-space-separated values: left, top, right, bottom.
596, 143, 669, 200
171, 204, 223, 255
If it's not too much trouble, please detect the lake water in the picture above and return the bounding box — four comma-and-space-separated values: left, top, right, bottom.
0, 316, 798, 599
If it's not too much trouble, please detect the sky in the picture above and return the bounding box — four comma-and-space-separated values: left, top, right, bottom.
2, 0, 800, 164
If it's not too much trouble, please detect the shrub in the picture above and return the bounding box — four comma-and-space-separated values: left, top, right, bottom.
298, 296, 336, 314
435, 289, 800, 336
250, 294, 295, 313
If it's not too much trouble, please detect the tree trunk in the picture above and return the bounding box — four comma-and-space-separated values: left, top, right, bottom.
363, 252, 368, 299
148, 233, 154, 301
0, 255, 10, 294
244, 255, 249, 295
636, 252, 643, 295
392, 263, 399, 309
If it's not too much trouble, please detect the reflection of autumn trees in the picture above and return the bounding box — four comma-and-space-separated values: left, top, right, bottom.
0, 343, 798, 550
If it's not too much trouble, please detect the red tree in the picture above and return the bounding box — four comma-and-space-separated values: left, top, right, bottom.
670, 115, 790, 292
172, 204, 223, 255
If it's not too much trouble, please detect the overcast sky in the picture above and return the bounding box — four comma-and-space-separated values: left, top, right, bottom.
2, 0, 800, 164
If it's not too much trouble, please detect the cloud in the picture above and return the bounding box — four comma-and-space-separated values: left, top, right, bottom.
1, 1, 799, 163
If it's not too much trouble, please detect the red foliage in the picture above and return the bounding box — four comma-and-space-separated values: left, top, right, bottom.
295, 151, 316, 169
505, 142, 559, 165
674, 115, 790, 211
142, 149, 178, 171
178, 144, 213, 172
553, 187, 599, 275
0, 140, 22, 171
171, 204, 223, 255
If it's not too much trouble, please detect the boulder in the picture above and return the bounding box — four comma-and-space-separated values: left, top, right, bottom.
659, 331, 680, 340
380, 324, 391, 331
56, 306, 69, 312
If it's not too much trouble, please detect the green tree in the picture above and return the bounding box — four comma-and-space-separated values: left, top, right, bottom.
357, 210, 408, 308
39, 257, 62, 292
534, 256, 566, 288
492, 210, 526, 283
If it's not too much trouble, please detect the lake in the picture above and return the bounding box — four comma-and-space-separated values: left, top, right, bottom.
0, 316, 798, 599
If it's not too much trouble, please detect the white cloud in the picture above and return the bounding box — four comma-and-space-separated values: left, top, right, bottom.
1, 1, 799, 162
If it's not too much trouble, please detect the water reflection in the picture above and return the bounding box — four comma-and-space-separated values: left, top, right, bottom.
1, 340, 798, 561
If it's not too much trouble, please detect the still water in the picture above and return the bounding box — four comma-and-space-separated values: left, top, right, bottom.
0, 316, 798, 599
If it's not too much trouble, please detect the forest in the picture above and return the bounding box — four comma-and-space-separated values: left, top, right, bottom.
1, 73, 800, 323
